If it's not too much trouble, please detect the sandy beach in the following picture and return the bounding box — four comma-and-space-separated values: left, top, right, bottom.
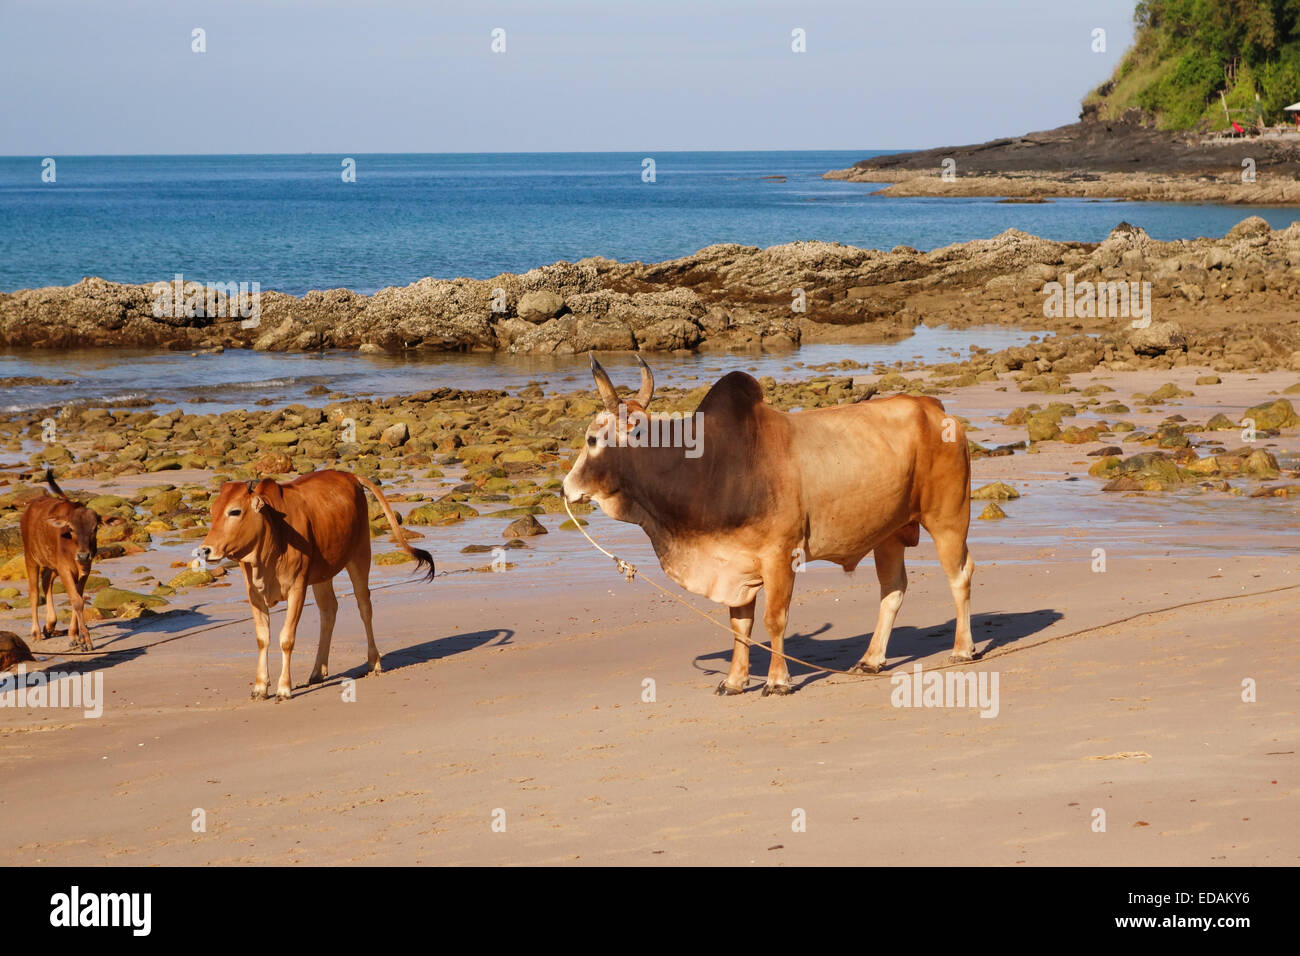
1, 363, 1296, 866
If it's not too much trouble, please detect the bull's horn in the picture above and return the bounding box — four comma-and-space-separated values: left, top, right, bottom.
590, 353, 619, 413
633, 354, 654, 408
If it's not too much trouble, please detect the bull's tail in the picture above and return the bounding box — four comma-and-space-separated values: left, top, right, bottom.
354, 475, 436, 582
43, 467, 69, 500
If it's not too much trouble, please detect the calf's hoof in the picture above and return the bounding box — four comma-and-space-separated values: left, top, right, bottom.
307, 671, 325, 685
714, 680, 744, 696
850, 660, 885, 675
761, 682, 795, 697
275, 688, 292, 701
947, 651, 975, 665
368, 661, 383, 676
251, 686, 269, 700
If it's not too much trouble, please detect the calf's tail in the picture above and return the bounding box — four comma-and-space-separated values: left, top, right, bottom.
354, 475, 436, 582
43, 467, 69, 500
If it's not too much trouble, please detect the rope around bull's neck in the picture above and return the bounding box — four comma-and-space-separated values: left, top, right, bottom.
563, 497, 1300, 683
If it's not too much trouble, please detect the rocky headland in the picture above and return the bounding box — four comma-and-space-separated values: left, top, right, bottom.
825, 113, 1300, 204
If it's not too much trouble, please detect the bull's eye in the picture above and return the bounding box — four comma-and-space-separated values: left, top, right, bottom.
61, 531, 72, 539
586, 435, 597, 447
227, 508, 242, 517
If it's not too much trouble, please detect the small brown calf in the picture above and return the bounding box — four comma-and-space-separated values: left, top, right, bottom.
21, 469, 105, 651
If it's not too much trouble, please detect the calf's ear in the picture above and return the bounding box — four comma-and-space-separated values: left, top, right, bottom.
252, 478, 285, 513
46, 517, 71, 531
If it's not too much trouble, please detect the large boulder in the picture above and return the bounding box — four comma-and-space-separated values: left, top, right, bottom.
1129, 321, 1186, 356
516, 291, 566, 323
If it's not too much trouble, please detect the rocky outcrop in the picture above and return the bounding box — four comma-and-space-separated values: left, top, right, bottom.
4, 219, 1300, 360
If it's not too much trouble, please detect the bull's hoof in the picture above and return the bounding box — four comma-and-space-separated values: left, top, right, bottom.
761, 682, 795, 697
947, 652, 975, 665
275, 688, 292, 701
714, 680, 744, 696
850, 661, 885, 675
251, 687, 269, 700
39, 627, 57, 642
368, 661, 383, 676
307, 672, 325, 685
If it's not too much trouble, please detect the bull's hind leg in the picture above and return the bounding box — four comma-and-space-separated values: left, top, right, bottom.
345, 558, 382, 675
308, 579, 338, 685
934, 529, 975, 663
851, 535, 907, 674
715, 598, 755, 696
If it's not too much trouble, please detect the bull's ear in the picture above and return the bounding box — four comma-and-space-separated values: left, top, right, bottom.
634, 353, 655, 408
46, 517, 71, 531
250, 495, 267, 513
590, 354, 619, 413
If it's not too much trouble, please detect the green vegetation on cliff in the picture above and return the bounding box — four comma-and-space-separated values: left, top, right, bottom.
1086, 0, 1300, 129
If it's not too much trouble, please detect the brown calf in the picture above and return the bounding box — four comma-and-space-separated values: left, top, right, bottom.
199, 470, 435, 700
21, 469, 104, 651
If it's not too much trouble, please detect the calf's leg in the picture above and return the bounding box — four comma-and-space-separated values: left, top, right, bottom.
308, 579, 338, 684
64, 568, 93, 651
275, 584, 307, 700
242, 567, 272, 699
345, 558, 382, 674
26, 559, 43, 641
42, 568, 57, 639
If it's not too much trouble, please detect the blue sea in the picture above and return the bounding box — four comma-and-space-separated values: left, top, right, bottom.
2, 151, 1299, 295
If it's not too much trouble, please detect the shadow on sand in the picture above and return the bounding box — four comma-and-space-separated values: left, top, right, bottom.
290, 627, 514, 698
692, 608, 1064, 694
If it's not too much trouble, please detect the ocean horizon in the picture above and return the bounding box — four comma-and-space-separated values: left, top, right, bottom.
4, 150, 1298, 296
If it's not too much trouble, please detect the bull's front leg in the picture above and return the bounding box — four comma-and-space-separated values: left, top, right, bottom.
275, 584, 307, 701
760, 562, 796, 697
716, 598, 756, 695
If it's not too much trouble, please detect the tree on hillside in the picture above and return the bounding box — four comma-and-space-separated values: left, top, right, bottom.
1094, 0, 1300, 128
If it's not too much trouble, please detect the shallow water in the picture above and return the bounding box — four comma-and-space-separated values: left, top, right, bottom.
0, 325, 1039, 414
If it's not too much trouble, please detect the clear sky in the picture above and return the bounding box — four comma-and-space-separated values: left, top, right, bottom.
0, 0, 1138, 154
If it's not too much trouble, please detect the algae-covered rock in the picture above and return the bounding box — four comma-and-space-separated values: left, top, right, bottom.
971, 481, 1020, 501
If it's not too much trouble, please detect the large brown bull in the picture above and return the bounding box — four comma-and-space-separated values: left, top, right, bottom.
562, 356, 974, 696
199, 470, 434, 700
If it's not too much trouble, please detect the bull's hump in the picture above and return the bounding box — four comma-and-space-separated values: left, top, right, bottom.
698, 371, 764, 417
